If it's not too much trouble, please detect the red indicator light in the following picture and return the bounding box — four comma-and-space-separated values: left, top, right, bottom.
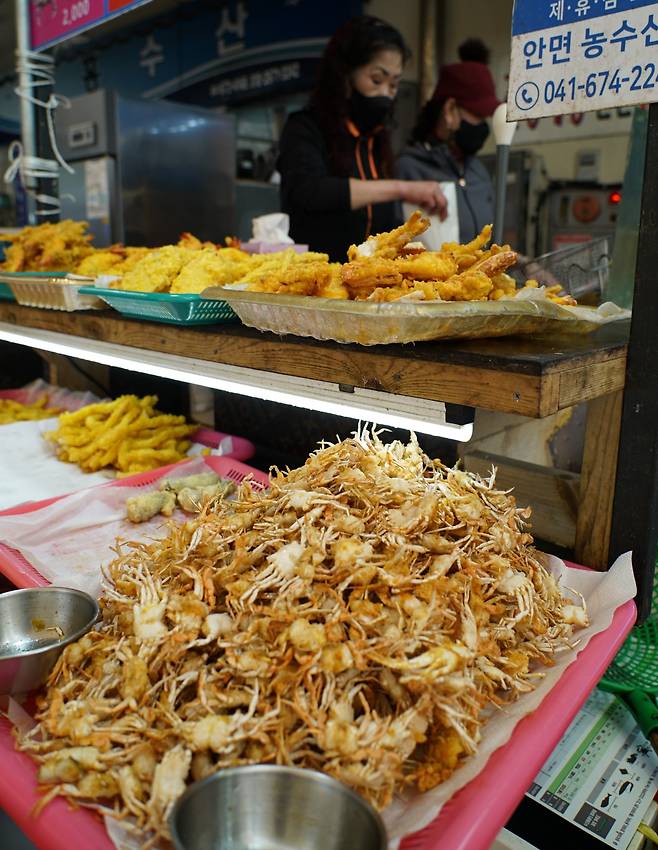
609, 190, 622, 205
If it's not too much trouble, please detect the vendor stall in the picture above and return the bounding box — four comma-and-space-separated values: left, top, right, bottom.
0, 1, 657, 850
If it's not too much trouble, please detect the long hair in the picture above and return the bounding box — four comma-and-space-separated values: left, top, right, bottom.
309, 16, 410, 178
410, 97, 446, 144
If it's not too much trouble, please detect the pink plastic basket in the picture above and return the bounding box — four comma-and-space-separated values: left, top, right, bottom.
0, 593, 635, 850
0, 455, 268, 590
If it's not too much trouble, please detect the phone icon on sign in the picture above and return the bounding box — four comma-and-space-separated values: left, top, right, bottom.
515, 82, 540, 111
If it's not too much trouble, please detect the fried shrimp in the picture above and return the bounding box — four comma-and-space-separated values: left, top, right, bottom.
19, 429, 587, 844
348, 210, 430, 261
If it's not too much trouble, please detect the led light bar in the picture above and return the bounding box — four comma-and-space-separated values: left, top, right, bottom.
0, 322, 473, 441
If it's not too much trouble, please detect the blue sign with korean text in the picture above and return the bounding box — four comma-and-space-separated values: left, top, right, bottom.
512, 0, 658, 35
52, 0, 360, 106
508, 0, 658, 119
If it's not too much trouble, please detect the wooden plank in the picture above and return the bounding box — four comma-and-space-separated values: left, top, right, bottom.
557, 355, 627, 409
463, 450, 580, 549
575, 390, 623, 570
0, 305, 549, 416
0, 303, 629, 373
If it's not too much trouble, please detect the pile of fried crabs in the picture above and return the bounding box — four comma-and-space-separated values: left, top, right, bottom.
18, 429, 588, 844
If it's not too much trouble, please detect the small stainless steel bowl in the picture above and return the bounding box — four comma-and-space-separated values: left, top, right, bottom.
169, 764, 387, 850
0, 587, 99, 696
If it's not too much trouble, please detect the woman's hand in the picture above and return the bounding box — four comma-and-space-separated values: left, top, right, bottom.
399, 180, 448, 220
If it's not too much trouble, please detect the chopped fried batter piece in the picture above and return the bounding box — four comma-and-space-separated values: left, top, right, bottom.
126, 491, 177, 523
159, 471, 221, 493
112, 246, 196, 293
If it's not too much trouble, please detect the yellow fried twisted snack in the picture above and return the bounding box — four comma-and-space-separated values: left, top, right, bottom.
45, 395, 196, 474
0, 396, 60, 424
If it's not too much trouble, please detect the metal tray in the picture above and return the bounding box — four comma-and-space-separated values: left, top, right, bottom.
208, 287, 630, 345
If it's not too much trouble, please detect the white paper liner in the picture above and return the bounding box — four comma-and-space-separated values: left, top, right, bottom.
0, 456, 211, 597
214, 286, 631, 345
9, 379, 102, 411
0, 419, 111, 511
0, 417, 208, 512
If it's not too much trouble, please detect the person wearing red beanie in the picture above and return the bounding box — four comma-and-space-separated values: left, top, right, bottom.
397, 39, 501, 243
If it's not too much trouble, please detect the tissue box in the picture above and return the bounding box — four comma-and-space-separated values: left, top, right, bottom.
241, 242, 309, 255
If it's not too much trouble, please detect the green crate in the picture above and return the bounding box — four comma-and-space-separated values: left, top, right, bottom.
0, 283, 14, 301
78, 287, 237, 326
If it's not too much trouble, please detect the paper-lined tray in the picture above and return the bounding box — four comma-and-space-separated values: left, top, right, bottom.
0, 557, 636, 850
0, 272, 103, 311
0, 454, 269, 596
209, 287, 630, 345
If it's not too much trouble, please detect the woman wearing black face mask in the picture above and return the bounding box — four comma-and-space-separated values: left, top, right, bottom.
278, 16, 448, 262
397, 40, 500, 243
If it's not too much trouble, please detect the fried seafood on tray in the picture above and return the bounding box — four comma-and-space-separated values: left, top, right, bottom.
241, 212, 577, 305
1, 220, 93, 272
19, 430, 587, 843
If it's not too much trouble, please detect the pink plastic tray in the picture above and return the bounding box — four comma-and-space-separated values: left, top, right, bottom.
0, 568, 635, 850
0, 455, 269, 590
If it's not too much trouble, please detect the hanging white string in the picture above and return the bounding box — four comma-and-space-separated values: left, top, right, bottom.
5, 49, 75, 216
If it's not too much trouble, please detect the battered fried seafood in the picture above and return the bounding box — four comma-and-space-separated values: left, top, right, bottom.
1, 220, 93, 272
126, 491, 177, 523
0, 396, 60, 424
126, 472, 236, 523
241, 212, 577, 305
347, 210, 430, 261
20, 430, 587, 843
45, 395, 197, 475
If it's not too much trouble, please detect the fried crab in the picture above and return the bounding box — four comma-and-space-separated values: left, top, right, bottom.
18, 430, 588, 843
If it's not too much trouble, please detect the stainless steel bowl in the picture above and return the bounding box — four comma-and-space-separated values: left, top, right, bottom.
0, 587, 99, 696
169, 765, 387, 850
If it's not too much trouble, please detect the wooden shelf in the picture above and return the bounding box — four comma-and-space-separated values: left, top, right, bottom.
0, 304, 629, 419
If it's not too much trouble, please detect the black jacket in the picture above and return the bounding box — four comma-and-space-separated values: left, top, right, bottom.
278, 109, 399, 262
396, 141, 494, 243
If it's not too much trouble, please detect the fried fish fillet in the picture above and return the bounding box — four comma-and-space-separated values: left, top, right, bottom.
170, 248, 252, 294
177, 481, 235, 513
113, 246, 196, 292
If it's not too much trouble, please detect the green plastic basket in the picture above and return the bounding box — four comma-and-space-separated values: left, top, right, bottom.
0, 282, 14, 301
78, 286, 237, 326
601, 580, 658, 694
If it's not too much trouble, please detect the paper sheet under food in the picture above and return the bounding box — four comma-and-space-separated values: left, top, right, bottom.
213, 287, 630, 345
0, 419, 111, 511
0, 457, 211, 597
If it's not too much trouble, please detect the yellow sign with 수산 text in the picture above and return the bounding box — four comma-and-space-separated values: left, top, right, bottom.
508, 0, 658, 120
